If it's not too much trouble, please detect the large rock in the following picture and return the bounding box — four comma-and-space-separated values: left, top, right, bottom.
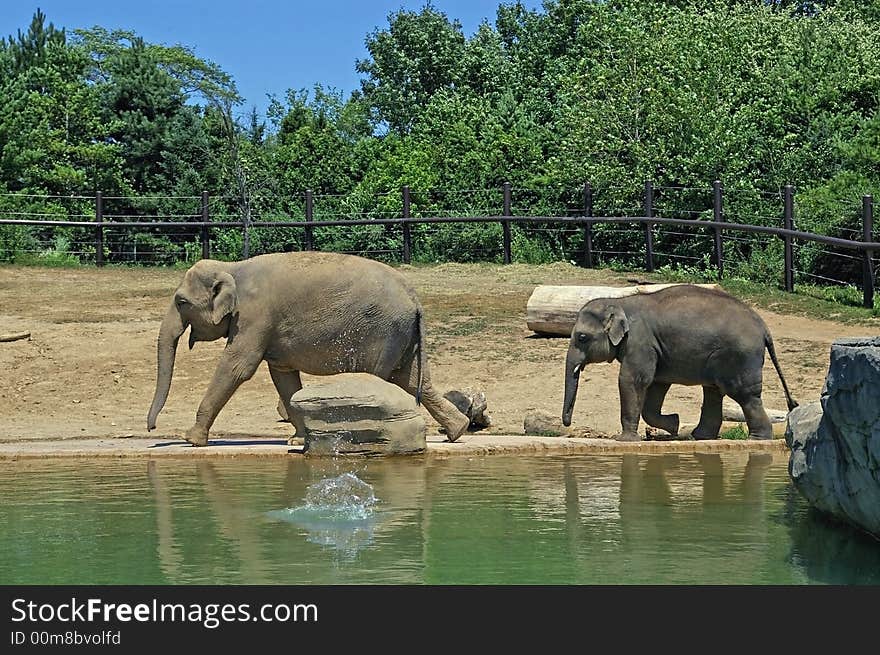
786, 337, 880, 538
290, 374, 426, 456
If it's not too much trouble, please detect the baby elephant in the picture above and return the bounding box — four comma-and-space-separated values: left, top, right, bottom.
146, 252, 470, 446
562, 285, 797, 441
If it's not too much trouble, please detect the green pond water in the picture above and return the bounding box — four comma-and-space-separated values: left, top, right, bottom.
1, 453, 878, 585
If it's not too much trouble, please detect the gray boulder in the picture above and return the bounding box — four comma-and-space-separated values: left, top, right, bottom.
786, 337, 880, 538
290, 374, 426, 456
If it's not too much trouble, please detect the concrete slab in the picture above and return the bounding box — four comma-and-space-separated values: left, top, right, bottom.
0, 433, 788, 461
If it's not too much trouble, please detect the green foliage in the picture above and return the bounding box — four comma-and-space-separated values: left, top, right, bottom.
72, 26, 241, 108
720, 424, 749, 440
2, 2, 880, 300
655, 253, 721, 284
0, 10, 121, 195
357, 5, 467, 134
11, 232, 81, 267
413, 222, 504, 263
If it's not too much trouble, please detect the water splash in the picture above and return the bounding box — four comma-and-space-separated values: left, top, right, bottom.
301, 472, 377, 519
267, 473, 379, 558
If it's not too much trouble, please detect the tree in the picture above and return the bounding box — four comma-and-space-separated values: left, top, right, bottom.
99, 37, 218, 195
357, 5, 467, 134
0, 9, 120, 194
268, 86, 371, 196
73, 26, 241, 109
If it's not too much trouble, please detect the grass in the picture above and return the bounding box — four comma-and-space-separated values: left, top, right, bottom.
10, 252, 82, 268
640, 264, 880, 325
720, 424, 749, 440
440, 316, 492, 336
4, 251, 879, 325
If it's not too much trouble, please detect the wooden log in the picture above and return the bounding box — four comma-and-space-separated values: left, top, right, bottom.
0, 332, 30, 343
526, 286, 636, 336
526, 283, 720, 336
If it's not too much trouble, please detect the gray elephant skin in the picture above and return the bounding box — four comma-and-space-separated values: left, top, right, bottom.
562, 285, 798, 441
146, 252, 470, 446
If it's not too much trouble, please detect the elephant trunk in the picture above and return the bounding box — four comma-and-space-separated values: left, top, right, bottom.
147, 303, 187, 431
562, 354, 583, 427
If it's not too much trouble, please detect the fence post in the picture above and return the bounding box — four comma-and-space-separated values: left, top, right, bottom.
304, 190, 314, 251
863, 195, 874, 309
95, 191, 104, 267
643, 180, 655, 272
583, 182, 593, 268
783, 184, 794, 293
712, 180, 724, 278
242, 197, 250, 260
402, 185, 412, 264
502, 182, 512, 264
200, 191, 210, 259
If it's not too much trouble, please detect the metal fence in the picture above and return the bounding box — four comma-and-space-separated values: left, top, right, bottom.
1, 181, 877, 307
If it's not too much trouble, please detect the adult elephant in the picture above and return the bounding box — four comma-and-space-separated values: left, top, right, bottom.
561, 285, 798, 441
146, 252, 470, 446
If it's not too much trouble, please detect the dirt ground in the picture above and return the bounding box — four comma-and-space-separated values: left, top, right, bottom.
0, 261, 875, 443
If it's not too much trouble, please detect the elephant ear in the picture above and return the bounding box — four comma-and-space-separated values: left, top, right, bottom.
603, 306, 629, 346
210, 271, 237, 325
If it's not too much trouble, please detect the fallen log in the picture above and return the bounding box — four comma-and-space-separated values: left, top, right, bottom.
0, 331, 30, 343
526, 283, 720, 336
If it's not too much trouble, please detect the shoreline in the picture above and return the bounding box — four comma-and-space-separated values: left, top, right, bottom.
0, 434, 790, 461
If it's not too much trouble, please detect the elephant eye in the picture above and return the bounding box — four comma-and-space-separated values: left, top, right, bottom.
577, 333, 588, 343
175, 296, 189, 306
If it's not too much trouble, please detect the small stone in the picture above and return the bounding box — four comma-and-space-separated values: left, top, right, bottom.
444, 388, 492, 430
523, 409, 571, 437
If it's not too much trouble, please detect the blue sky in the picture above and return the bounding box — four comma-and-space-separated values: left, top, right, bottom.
1, 1, 545, 119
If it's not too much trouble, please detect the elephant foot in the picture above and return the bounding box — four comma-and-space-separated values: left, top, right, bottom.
184, 426, 209, 447
646, 414, 679, 437
616, 431, 642, 442
748, 431, 773, 441
691, 428, 720, 441
443, 413, 471, 443
276, 399, 290, 422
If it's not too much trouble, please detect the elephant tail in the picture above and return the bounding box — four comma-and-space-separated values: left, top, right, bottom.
413, 307, 426, 406
765, 332, 798, 411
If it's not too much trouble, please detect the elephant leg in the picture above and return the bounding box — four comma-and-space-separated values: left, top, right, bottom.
389, 360, 470, 443
268, 366, 305, 444
641, 382, 679, 436
692, 386, 723, 440
730, 392, 773, 440
617, 366, 652, 442
186, 349, 262, 446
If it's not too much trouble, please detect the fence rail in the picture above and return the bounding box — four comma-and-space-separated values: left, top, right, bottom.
0, 181, 876, 308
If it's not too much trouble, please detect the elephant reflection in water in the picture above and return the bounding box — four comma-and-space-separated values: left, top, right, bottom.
692, 452, 775, 505
147, 461, 183, 580
617, 452, 778, 577
557, 452, 781, 582
614, 452, 776, 508
147, 459, 432, 583
148, 460, 272, 583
